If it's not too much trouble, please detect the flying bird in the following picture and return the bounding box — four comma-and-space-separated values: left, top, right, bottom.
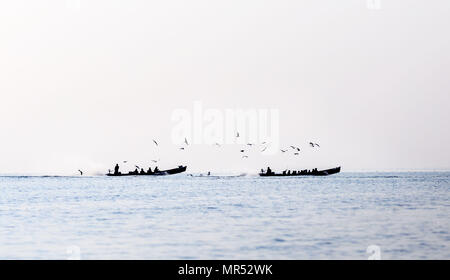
153, 139, 158, 146
214, 143, 221, 147
242, 155, 248, 159
78, 170, 83, 176
184, 138, 189, 145
135, 165, 140, 169
261, 147, 267, 152
294, 153, 299, 156
151, 159, 159, 163
240, 150, 245, 153
280, 149, 287, 153
310, 142, 320, 148
123, 161, 128, 163
290, 145, 301, 151
180, 147, 185, 150
236, 132, 240, 138
247, 143, 254, 146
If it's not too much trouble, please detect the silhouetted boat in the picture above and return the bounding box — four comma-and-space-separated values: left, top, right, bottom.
259, 166, 341, 177
107, 166, 187, 176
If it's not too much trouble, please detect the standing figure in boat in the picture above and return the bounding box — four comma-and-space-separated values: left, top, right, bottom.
114, 164, 120, 175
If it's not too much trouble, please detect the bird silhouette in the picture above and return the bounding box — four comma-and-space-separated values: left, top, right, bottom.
240, 150, 245, 153
236, 132, 240, 138
214, 143, 221, 147
123, 161, 128, 163
261, 147, 267, 152
78, 170, 83, 176
290, 145, 301, 151
280, 149, 287, 153
184, 138, 189, 145
309, 142, 320, 148
151, 159, 159, 163
180, 147, 185, 150
153, 139, 158, 146
242, 155, 248, 158
294, 153, 299, 156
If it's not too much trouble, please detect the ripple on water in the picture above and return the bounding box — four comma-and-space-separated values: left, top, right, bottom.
0, 172, 449, 259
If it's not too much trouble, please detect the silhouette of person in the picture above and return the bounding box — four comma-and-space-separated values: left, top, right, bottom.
147, 167, 153, 174
140, 168, 145, 175
267, 167, 272, 175
114, 164, 120, 175
154, 166, 159, 173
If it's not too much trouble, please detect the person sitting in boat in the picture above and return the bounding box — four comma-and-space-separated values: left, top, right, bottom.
133, 168, 139, 175
154, 166, 159, 173
266, 167, 272, 175
282, 170, 286, 175
147, 167, 153, 174
287, 170, 291, 175
114, 164, 120, 175
140, 168, 146, 175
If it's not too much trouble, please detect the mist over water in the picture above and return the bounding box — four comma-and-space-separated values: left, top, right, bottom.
0, 172, 448, 259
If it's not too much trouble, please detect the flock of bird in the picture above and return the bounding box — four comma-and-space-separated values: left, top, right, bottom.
77, 133, 320, 175
240, 141, 320, 159
152, 133, 320, 160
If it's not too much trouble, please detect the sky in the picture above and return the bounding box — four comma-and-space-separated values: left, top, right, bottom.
0, 0, 449, 175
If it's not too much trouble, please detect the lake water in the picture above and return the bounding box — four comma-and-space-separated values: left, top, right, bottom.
0, 172, 449, 259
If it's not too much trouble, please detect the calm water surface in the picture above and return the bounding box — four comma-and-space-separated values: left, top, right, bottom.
0, 172, 449, 259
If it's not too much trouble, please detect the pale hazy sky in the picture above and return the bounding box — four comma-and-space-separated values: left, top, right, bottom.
1, 0, 449, 175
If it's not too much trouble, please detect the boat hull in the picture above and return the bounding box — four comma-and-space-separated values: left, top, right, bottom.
259, 167, 341, 177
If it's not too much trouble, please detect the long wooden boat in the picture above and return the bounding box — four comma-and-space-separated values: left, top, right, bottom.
259, 166, 341, 177
107, 166, 187, 176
